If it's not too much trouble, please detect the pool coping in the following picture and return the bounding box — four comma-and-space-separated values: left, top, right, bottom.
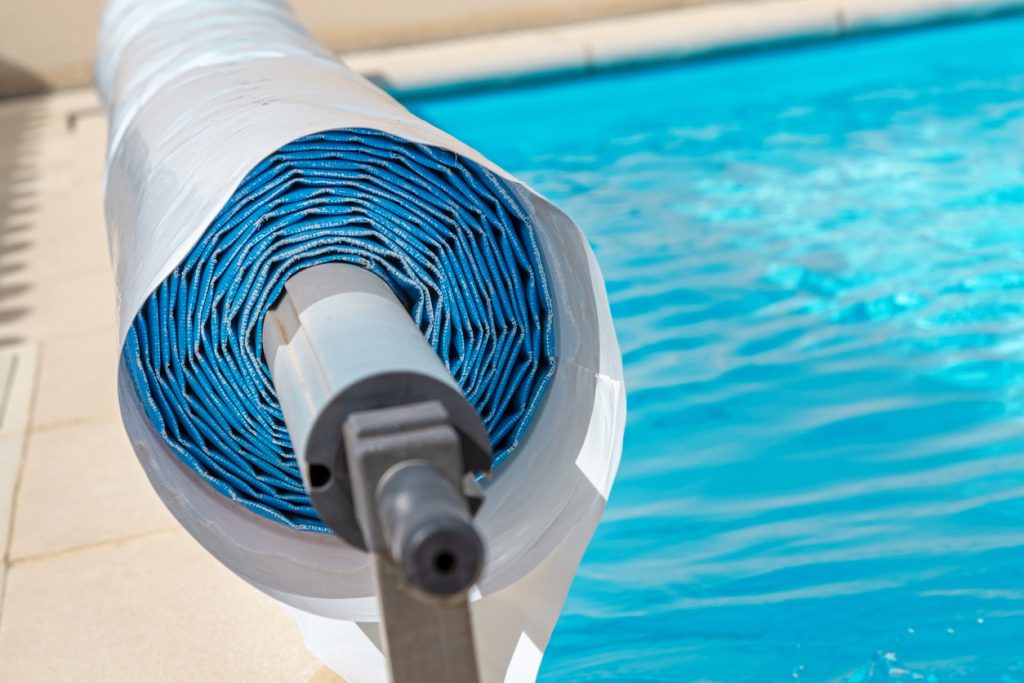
344, 0, 1024, 97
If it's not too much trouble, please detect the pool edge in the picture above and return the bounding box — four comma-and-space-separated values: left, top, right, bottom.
343, 0, 1024, 97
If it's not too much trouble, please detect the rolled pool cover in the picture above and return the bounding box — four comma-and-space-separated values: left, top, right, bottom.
98, 1, 625, 681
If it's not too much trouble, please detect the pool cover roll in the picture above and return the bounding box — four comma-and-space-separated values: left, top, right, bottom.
122, 128, 554, 533
98, 1, 625, 681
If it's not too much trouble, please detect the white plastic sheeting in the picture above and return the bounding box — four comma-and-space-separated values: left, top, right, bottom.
98, 0, 625, 680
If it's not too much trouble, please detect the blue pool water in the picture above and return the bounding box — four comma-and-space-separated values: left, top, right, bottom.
407, 15, 1024, 682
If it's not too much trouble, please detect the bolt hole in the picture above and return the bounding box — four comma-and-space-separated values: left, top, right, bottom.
434, 551, 456, 575
308, 464, 331, 489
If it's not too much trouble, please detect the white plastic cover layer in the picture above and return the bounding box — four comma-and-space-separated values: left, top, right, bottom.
97, 1, 625, 680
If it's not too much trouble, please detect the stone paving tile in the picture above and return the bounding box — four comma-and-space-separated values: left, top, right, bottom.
9, 419, 176, 561
31, 327, 121, 429
20, 268, 118, 340
0, 530, 327, 682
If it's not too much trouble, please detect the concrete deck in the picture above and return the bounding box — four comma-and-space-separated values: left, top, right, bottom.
0, 89, 338, 682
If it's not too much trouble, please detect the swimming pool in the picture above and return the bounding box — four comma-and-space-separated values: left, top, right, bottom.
408, 14, 1024, 682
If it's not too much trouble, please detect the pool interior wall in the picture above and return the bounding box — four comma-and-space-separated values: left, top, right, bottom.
407, 13, 1024, 682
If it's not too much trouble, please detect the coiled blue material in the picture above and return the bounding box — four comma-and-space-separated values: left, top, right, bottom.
123, 129, 555, 532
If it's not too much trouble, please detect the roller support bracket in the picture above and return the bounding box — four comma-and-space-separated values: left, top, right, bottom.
342, 400, 485, 683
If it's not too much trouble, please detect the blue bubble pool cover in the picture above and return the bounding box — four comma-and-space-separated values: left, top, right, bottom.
122, 128, 555, 532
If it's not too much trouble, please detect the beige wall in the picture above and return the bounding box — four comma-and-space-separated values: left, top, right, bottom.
0, 0, 706, 98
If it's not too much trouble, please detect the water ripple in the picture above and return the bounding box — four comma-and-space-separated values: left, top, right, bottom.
409, 14, 1024, 682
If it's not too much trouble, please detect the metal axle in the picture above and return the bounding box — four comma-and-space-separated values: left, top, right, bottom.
263, 263, 491, 683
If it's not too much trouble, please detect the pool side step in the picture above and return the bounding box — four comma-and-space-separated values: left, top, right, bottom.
0, 343, 38, 614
